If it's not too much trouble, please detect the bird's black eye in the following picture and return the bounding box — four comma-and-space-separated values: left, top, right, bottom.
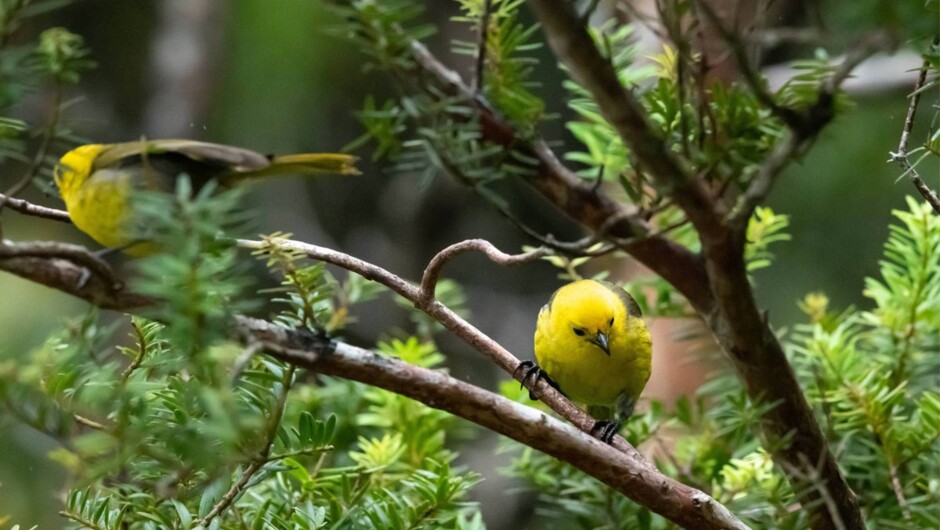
608, 317, 614, 326
572, 328, 586, 336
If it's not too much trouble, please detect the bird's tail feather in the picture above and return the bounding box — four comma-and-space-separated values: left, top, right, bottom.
235, 153, 359, 182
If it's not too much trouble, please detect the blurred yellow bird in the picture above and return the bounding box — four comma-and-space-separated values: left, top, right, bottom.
54, 139, 358, 252
521, 279, 652, 443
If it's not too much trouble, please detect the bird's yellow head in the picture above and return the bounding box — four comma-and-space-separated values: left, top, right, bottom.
54, 144, 106, 199
551, 280, 625, 356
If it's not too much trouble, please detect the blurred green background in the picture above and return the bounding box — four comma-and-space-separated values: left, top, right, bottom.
1, 1, 936, 528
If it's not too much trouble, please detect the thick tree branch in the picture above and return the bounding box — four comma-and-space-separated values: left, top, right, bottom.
523, 2, 865, 529
236, 316, 750, 530
0, 242, 751, 529
0, 240, 151, 310
406, 40, 714, 311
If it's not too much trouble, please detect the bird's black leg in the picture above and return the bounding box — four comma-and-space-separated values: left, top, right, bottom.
590, 420, 622, 445
513, 360, 561, 400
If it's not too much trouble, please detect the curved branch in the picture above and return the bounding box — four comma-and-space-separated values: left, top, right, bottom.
236, 316, 751, 530
419, 239, 548, 303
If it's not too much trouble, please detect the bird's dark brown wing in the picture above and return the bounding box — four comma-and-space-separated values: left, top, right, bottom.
92, 139, 273, 191
93, 140, 270, 174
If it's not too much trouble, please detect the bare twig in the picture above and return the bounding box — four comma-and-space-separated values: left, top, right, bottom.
729, 130, 805, 224
419, 239, 548, 303
73, 413, 107, 431
890, 35, 940, 214
0, 193, 72, 223
230, 341, 263, 384
237, 316, 751, 530
887, 461, 912, 521
694, 0, 802, 128
822, 31, 896, 95
473, 0, 493, 92
199, 460, 263, 527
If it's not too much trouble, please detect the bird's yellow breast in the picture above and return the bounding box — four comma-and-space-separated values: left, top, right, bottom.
533, 280, 652, 407
61, 167, 134, 249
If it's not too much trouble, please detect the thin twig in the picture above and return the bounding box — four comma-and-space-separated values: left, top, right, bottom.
0, 193, 72, 223
200, 365, 295, 527
890, 34, 940, 214
121, 320, 149, 381
473, 0, 493, 92
887, 461, 912, 521
694, 0, 802, 128
0, 84, 65, 239
0, 85, 62, 218
230, 341, 263, 384
73, 413, 107, 431
419, 239, 548, 303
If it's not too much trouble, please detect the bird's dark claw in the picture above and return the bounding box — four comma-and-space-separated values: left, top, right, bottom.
513, 360, 561, 400
591, 420, 622, 445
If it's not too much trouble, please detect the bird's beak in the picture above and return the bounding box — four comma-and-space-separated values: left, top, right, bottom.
591, 331, 610, 356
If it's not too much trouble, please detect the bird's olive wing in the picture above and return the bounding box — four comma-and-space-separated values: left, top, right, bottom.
145, 140, 271, 173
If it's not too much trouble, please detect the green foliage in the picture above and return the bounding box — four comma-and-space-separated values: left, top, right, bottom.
745, 207, 791, 272
0, 7, 91, 198
133, 179, 253, 361
452, 0, 544, 127
1, 186, 482, 529
34, 26, 94, 85
786, 198, 940, 527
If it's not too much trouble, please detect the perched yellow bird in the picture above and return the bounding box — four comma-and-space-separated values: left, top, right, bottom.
521, 279, 652, 443
54, 139, 358, 252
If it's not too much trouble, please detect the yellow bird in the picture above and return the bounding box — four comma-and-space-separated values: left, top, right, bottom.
54, 139, 358, 252
521, 279, 652, 443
